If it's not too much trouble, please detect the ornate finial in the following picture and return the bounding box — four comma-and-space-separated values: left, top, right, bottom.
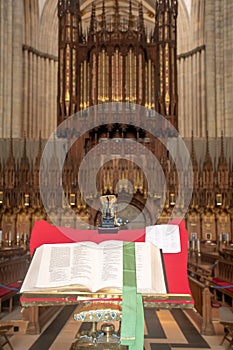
36, 130, 42, 162
191, 130, 197, 168
23, 132, 27, 157
128, 0, 134, 29
58, 0, 80, 17
218, 131, 227, 166
206, 130, 210, 156
38, 131, 42, 157
172, 0, 178, 16
20, 133, 29, 174
138, 2, 145, 35
156, 0, 165, 12
9, 132, 13, 157
203, 130, 213, 169
113, 0, 120, 30
34, 132, 43, 171
220, 131, 225, 159
58, 0, 65, 17
89, 2, 96, 33
156, 0, 177, 13
100, 0, 106, 29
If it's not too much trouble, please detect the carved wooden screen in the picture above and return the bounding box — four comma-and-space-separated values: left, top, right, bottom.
58, 0, 178, 126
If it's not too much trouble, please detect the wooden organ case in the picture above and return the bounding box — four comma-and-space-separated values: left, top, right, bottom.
57, 0, 178, 125
57, 0, 179, 227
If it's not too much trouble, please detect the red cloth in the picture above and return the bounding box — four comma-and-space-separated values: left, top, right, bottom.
29, 219, 192, 297
162, 219, 191, 294
212, 277, 233, 293
0, 282, 21, 297
29, 220, 145, 257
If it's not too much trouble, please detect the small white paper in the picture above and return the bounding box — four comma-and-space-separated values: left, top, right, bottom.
145, 224, 181, 253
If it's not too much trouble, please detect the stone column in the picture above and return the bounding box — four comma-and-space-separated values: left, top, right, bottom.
224, 2, 233, 137
0, 0, 5, 137
31, 52, 37, 138
184, 57, 189, 136
200, 49, 206, 136
177, 58, 184, 135
216, 0, 224, 136
196, 51, 200, 136
192, 53, 197, 134
28, 50, 33, 137
22, 48, 29, 136
205, 0, 216, 137
187, 56, 192, 136
12, 0, 24, 138
3, 0, 13, 138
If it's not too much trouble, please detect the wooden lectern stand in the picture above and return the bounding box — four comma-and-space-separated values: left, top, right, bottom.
20, 219, 194, 345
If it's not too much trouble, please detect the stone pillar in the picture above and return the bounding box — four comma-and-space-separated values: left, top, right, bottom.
3, 0, 13, 138
12, 0, 23, 138
28, 50, 33, 137
224, 2, 233, 137
200, 49, 206, 137
22, 48, 29, 135
177, 58, 184, 135
31, 52, 37, 138
192, 53, 197, 134
184, 57, 189, 135
196, 51, 200, 135
0, 1, 4, 137
215, 0, 224, 136
205, 0, 216, 137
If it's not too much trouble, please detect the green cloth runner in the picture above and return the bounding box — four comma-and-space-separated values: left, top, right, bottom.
120, 242, 144, 350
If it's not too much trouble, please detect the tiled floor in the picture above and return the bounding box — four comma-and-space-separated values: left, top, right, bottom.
0, 306, 229, 350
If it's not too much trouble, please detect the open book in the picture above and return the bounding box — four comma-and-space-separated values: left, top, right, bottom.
20, 240, 167, 294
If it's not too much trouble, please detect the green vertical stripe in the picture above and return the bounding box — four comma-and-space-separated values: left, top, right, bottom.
121, 242, 144, 350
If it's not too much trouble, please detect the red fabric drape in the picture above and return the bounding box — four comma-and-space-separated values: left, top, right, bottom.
29, 219, 191, 295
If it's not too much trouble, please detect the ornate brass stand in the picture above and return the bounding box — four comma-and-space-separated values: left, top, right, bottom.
70, 323, 127, 349
70, 302, 127, 349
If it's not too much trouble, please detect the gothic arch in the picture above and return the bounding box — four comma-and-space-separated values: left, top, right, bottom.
177, 0, 191, 53
38, 0, 193, 56
23, 0, 40, 46
39, 0, 58, 54
190, 0, 205, 47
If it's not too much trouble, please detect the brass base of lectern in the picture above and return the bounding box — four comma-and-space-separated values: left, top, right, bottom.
70, 323, 128, 350
70, 342, 128, 349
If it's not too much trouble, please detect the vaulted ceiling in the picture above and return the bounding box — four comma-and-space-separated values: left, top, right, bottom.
34, 0, 193, 55
39, 0, 191, 18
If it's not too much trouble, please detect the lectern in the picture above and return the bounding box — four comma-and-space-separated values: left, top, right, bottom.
20, 219, 194, 348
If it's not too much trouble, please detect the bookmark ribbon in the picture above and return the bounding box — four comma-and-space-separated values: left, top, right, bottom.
121, 242, 144, 350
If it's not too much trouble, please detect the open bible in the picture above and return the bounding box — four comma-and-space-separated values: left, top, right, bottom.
20, 240, 167, 294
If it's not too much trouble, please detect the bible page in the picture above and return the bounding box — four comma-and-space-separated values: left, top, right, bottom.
35, 242, 99, 291
135, 242, 167, 294
95, 240, 123, 291
20, 245, 44, 292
